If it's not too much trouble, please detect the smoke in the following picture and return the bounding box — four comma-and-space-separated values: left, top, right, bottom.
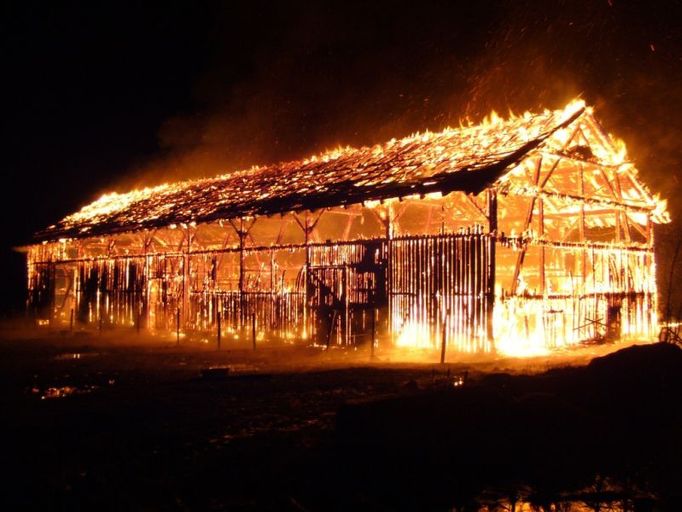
119, 1, 502, 187
112, 0, 682, 310
122, 2, 676, 186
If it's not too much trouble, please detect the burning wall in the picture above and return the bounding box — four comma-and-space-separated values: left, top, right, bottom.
24, 100, 668, 357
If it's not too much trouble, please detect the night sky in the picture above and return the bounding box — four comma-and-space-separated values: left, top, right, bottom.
3, 0, 682, 313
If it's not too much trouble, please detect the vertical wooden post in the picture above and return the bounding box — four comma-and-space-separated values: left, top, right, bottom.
579, 164, 587, 285
343, 266, 350, 345
301, 215, 311, 341
293, 211, 322, 341
238, 219, 246, 328
381, 207, 393, 346
142, 235, 152, 336
440, 307, 449, 364
538, 196, 545, 296
70, 308, 74, 332
176, 307, 180, 345
370, 307, 376, 359
217, 310, 221, 350
646, 213, 656, 334
229, 217, 256, 333
646, 214, 654, 249
179, 227, 193, 340
270, 249, 275, 292
252, 311, 257, 351
182, 235, 188, 332
486, 188, 497, 352
614, 175, 631, 243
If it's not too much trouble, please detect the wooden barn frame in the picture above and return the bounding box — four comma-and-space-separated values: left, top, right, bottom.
23, 100, 669, 356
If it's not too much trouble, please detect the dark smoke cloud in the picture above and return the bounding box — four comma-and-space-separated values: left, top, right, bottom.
122, 0, 503, 186
124, 1, 680, 203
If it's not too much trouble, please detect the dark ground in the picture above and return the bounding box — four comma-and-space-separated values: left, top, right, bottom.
1, 329, 681, 511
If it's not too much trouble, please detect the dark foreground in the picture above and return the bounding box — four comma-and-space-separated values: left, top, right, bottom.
1, 333, 681, 511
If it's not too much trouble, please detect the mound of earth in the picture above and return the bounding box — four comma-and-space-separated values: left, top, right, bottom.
336, 343, 682, 507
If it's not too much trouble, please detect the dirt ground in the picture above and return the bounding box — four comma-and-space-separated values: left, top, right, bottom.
0, 327, 678, 511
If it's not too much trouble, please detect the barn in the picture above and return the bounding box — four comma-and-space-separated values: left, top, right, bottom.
24, 99, 669, 356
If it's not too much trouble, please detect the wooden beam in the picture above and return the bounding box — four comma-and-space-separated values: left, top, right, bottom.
227, 218, 257, 327
509, 189, 654, 213
466, 194, 488, 220
579, 164, 587, 284
486, 188, 497, 351
627, 214, 648, 240
181, 226, 194, 328
539, 196, 545, 295
613, 173, 631, 243
511, 157, 542, 295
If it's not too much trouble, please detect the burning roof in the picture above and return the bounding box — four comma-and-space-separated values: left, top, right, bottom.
34, 99, 667, 242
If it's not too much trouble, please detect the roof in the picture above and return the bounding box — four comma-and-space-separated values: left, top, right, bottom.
35, 100, 607, 242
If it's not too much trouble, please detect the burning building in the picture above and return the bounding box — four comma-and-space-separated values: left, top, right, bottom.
24, 100, 669, 356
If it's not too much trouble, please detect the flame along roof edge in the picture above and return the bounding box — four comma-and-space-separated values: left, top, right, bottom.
32, 101, 644, 244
